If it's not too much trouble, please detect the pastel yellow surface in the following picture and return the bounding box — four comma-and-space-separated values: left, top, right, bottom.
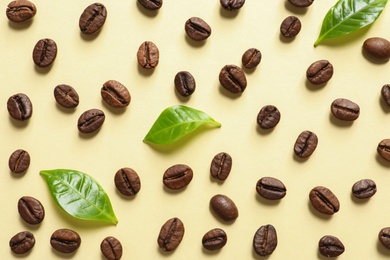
1, 0, 390, 259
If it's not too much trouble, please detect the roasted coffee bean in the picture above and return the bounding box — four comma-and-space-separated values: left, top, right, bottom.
309, 186, 340, 215
101, 236, 123, 260
280, 16, 301, 38
7, 93, 33, 121
352, 179, 376, 199
32, 38, 57, 68
157, 217, 185, 252
331, 98, 360, 121
381, 84, 390, 106
9, 149, 30, 174
253, 224, 277, 256
256, 177, 286, 200
163, 164, 193, 190
210, 194, 239, 221
242, 48, 261, 69
220, 0, 245, 10
54, 84, 79, 108
293, 130, 318, 158
9, 231, 35, 254
363, 37, 390, 61
185, 17, 211, 41
174, 71, 196, 97
138, 0, 162, 10
137, 41, 159, 69
77, 109, 105, 133
319, 235, 345, 257
202, 228, 227, 251
257, 105, 281, 129
114, 167, 141, 196
306, 60, 334, 85
6, 0, 36, 23
288, 0, 313, 7
79, 3, 107, 34
18, 196, 44, 225
101, 80, 131, 108
379, 227, 390, 249
219, 64, 247, 94
377, 139, 390, 162
50, 229, 81, 254
210, 152, 232, 181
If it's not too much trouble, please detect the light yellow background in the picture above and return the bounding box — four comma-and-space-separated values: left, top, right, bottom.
2, 0, 390, 259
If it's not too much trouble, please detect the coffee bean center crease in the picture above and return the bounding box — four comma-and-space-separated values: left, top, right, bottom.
315, 191, 336, 211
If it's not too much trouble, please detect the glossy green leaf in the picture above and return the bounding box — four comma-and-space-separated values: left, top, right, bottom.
314, 0, 388, 46
40, 169, 118, 225
143, 105, 221, 145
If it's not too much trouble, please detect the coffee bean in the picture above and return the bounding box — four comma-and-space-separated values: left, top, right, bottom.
202, 228, 227, 251
363, 37, 390, 61
9, 231, 35, 254
309, 186, 340, 215
185, 17, 212, 41
101, 80, 131, 108
256, 177, 287, 200
352, 179, 376, 199
114, 167, 141, 196
381, 84, 390, 106
77, 109, 105, 133
210, 194, 239, 221
288, 0, 313, 7
100, 236, 123, 260
379, 227, 390, 249
163, 164, 193, 190
293, 130, 318, 158
331, 98, 360, 121
18, 196, 45, 225
306, 60, 334, 85
9, 149, 30, 174
280, 16, 301, 38
79, 3, 107, 34
242, 48, 261, 69
7, 93, 33, 121
219, 64, 247, 94
257, 105, 281, 129
157, 217, 185, 252
377, 139, 390, 162
138, 0, 162, 10
50, 228, 81, 254
54, 84, 79, 108
220, 0, 245, 10
137, 41, 159, 69
318, 235, 345, 257
174, 71, 196, 97
6, 0, 36, 23
32, 38, 57, 68
253, 224, 277, 256
210, 152, 232, 181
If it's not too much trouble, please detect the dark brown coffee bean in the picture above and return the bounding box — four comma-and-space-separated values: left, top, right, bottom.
54, 84, 79, 108
77, 109, 105, 133
137, 41, 159, 69
257, 105, 281, 129
210, 194, 239, 221
50, 228, 81, 254
174, 71, 196, 97
18, 196, 44, 225
114, 168, 141, 196
101, 80, 131, 108
377, 139, 390, 162
9, 231, 35, 254
7, 93, 33, 121
100, 236, 123, 260
253, 224, 277, 256
331, 98, 360, 121
363, 37, 390, 61
352, 179, 376, 199
288, 0, 313, 7
9, 149, 30, 174
210, 152, 232, 181
79, 3, 107, 34
32, 38, 57, 68
379, 227, 390, 249
163, 164, 193, 190
202, 228, 227, 251
309, 186, 340, 215
242, 48, 261, 69
219, 64, 247, 94
306, 60, 334, 85
138, 0, 162, 10
157, 217, 185, 252
256, 177, 287, 200
6, 0, 36, 23
319, 235, 345, 257
294, 130, 318, 158
280, 16, 301, 38
185, 17, 212, 41
381, 84, 390, 106
220, 0, 245, 10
